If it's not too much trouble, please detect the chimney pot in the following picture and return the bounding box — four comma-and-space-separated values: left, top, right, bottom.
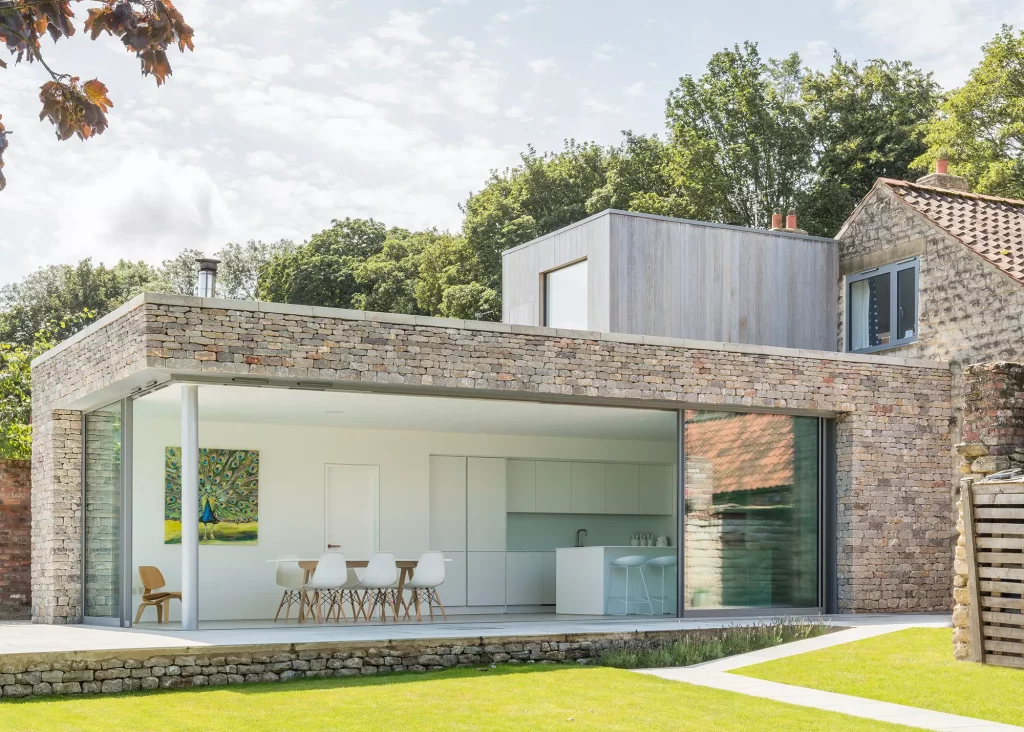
771, 212, 783, 230
786, 210, 797, 230
196, 257, 221, 298
936, 158, 949, 175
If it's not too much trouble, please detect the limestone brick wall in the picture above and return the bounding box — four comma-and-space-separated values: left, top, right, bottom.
31, 295, 953, 619
0, 460, 31, 619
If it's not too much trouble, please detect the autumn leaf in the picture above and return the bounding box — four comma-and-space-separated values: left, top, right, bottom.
82, 79, 112, 112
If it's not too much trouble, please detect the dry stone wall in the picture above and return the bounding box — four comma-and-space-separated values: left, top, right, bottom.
31, 294, 953, 619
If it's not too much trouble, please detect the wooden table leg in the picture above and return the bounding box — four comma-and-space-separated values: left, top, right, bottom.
394, 567, 411, 621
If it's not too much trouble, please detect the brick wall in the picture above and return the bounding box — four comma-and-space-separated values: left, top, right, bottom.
0, 460, 31, 619
31, 295, 954, 619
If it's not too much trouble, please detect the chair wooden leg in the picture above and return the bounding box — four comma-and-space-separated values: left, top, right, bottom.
433, 591, 448, 621
415, 591, 423, 622
274, 591, 287, 622
134, 602, 146, 624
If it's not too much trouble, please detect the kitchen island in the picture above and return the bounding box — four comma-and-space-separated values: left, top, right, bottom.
555, 546, 675, 615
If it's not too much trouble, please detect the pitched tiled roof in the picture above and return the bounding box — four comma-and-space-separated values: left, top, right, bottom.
882, 179, 1024, 285
684, 413, 793, 493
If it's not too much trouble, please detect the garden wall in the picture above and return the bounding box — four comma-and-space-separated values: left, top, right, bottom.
0, 460, 31, 620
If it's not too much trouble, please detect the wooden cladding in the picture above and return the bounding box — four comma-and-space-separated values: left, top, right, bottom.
964, 481, 1024, 668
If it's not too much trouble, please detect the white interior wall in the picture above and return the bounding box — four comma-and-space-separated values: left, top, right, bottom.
132, 414, 674, 621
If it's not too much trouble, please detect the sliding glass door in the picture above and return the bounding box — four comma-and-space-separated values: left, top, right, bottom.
683, 411, 820, 612
83, 401, 131, 625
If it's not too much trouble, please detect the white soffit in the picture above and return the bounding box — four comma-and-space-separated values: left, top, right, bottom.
134, 383, 676, 442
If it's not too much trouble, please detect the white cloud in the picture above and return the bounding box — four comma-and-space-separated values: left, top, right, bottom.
581, 90, 621, 115
505, 106, 534, 121
375, 10, 432, 45
592, 43, 618, 61
833, 0, 1024, 86
624, 82, 646, 98
527, 58, 557, 74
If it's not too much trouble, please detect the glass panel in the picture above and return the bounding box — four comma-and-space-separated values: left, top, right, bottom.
544, 260, 588, 329
849, 272, 890, 350
684, 411, 818, 610
896, 267, 917, 341
84, 402, 122, 619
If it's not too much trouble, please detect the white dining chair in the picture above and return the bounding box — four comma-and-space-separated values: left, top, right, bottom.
357, 552, 400, 622
340, 565, 367, 621
608, 555, 653, 615
304, 551, 351, 623
644, 554, 677, 615
402, 551, 447, 622
273, 555, 306, 623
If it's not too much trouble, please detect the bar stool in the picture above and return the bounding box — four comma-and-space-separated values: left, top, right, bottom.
644, 555, 677, 615
608, 555, 653, 615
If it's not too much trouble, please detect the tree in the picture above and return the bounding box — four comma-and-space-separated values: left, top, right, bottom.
800, 54, 940, 236
461, 140, 613, 293
0, 0, 194, 191
257, 218, 390, 308
0, 258, 158, 345
661, 43, 812, 229
0, 309, 94, 458
916, 25, 1024, 199
153, 240, 295, 299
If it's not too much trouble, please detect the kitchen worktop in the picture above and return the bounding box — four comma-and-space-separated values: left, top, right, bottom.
555, 546, 675, 615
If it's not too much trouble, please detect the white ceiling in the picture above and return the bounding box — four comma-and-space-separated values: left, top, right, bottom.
134, 384, 676, 442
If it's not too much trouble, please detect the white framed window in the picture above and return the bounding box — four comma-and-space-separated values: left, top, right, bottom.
847, 258, 919, 353
543, 259, 588, 329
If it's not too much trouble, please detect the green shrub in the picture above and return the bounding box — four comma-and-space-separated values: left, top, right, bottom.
598, 618, 830, 669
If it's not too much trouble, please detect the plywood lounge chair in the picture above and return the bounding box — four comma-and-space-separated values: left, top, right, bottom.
134, 566, 182, 623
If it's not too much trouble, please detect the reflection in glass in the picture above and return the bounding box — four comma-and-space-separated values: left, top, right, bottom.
897, 267, 917, 340
544, 260, 588, 329
84, 402, 122, 619
684, 411, 818, 610
849, 272, 890, 350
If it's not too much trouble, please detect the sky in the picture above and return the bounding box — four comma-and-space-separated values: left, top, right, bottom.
1, 0, 1023, 287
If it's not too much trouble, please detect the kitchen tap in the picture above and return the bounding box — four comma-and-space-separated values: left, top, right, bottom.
575, 529, 588, 547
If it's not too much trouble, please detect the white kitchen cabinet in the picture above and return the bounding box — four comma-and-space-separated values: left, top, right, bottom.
467, 457, 506, 551
571, 462, 606, 514
506, 460, 536, 513
536, 460, 572, 513
505, 552, 544, 605
436, 551, 466, 607
605, 463, 640, 514
541, 551, 556, 605
468, 551, 506, 606
639, 464, 675, 515
429, 456, 467, 551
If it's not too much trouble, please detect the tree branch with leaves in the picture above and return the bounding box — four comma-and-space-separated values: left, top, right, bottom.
0, 0, 194, 191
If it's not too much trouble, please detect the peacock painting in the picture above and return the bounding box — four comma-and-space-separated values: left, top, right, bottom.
164, 447, 259, 544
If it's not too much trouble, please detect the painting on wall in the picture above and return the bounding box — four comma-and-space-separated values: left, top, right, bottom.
164, 447, 259, 545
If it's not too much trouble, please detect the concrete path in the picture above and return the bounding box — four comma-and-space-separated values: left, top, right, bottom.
638, 624, 1021, 732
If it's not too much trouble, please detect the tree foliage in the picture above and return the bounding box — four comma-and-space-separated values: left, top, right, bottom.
916, 25, 1024, 199
0, 309, 94, 459
0, 0, 194, 190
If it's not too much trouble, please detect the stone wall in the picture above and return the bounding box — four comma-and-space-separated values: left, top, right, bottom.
0, 460, 31, 619
0, 630, 698, 698
31, 294, 954, 619
952, 363, 1024, 660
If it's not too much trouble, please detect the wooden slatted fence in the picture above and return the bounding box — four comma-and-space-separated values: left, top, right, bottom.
964, 480, 1024, 667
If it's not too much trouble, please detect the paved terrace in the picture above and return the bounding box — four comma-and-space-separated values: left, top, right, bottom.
0, 613, 947, 656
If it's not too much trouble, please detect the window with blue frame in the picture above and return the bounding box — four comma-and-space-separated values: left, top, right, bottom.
847, 259, 919, 353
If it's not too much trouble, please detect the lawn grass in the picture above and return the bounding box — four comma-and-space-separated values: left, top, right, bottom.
0, 665, 918, 732
599, 618, 830, 668
735, 627, 1024, 727
163, 520, 258, 544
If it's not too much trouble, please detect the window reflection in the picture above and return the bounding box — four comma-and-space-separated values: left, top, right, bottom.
544, 260, 588, 330
685, 411, 818, 610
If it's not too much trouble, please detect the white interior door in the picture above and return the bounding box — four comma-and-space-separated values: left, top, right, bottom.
325, 464, 379, 560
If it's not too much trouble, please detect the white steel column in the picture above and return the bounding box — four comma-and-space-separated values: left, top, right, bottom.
181, 384, 200, 630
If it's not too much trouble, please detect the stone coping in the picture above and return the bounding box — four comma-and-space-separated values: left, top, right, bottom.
33, 291, 949, 371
